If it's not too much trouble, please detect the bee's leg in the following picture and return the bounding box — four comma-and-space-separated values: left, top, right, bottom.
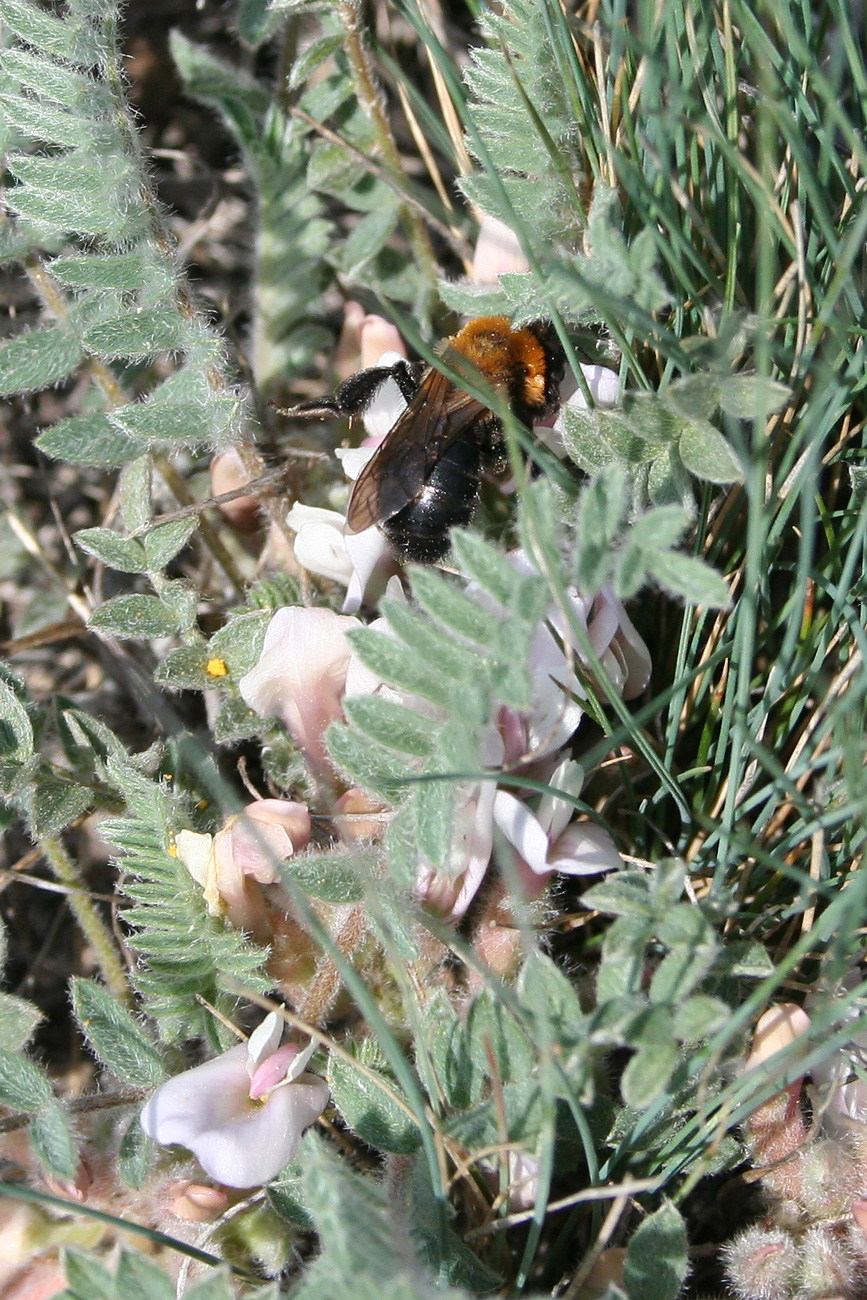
283, 360, 421, 421
334, 359, 421, 415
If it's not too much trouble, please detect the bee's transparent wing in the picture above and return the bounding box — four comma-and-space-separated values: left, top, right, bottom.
346, 368, 487, 534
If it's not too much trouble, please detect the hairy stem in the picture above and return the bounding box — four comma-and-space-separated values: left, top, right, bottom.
40, 835, 131, 1008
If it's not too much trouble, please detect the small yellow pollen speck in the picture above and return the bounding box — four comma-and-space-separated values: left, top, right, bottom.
164, 773, 173, 781
196, 799, 209, 811
206, 657, 229, 678
167, 839, 178, 858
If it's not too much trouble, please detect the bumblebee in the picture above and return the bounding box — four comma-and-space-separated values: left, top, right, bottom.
290, 315, 565, 563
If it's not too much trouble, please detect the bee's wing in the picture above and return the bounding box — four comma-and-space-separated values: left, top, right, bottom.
346, 367, 488, 534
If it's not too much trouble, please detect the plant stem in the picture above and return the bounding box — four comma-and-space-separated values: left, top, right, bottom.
40, 835, 131, 1007
336, 0, 440, 293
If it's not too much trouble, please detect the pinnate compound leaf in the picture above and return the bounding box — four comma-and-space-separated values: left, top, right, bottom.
718, 374, 790, 419
83, 306, 186, 360
283, 851, 369, 904
644, 549, 731, 608
583, 871, 652, 918
328, 1040, 422, 1154
678, 420, 744, 484
30, 1099, 78, 1179
88, 595, 181, 640
143, 518, 198, 571
115, 1249, 175, 1300
0, 325, 82, 395
408, 566, 500, 646
326, 723, 414, 803
345, 626, 449, 708
30, 777, 93, 836
622, 1200, 689, 1300
71, 977, 165, 1086
118, 458, 151, 536
0, 0, 101, 66
153, 647, 213, 690
37, 413, 148, 466
0, 675, 34, 762
419, 990, 483, 1110
620, 1008, 678, 1107
450, 528, 546, 619
0, 992, 42, 1051
0, 1047, 52, 1109
49, 251, 171, 293
341, 695, 434, 758
183, 1273, 236, 1300
62, 1248, 117, 1300
575, 463, 628, 592
75, 528, 148, 573
118, 1116, 153, 1190
466, 988, 535, 1084
518, 951, 585, 1043
674, 994, 731, 1041
715, 939, 775, 979
207, 610, 270, 677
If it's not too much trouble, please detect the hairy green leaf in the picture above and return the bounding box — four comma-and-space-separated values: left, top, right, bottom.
71, 977, 165, 1086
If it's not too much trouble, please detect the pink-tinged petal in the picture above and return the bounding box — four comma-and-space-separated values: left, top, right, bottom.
247, 1012, 284, 1069
249, 1042, 301, 1098
210, 449, 261, 534
609, 598, 652, 699
342, 525, 392, 614
419, 730, 504, 921
284, 1039, 318, 1083
548, 822, 623, 876
853, 1200, 867, 1239
292, 518, 354, 586
334, 787, 388, 843
471, 214, 529, 284
335, 445, 378, 481
449, 785, 497, 920
189, 1075, 329, 1188
525, 623, 585, 758
245, 799, 312, 852
418, 799, 490, 921
506, 1151, 540, 1212
586, 592, 622, 662
360, 317, 407, 367
359, 364, 409, 442
554, 368, 620, 423
286, 503, 347, 532
221, 819, 293, 885
498, 705, 529, 767
492, 791, 551, 875
582, 364, 621, 408
535, 759, 585, 841
141, 1046, 252, 1147
334, 300, 366, 379
745, 1004, 811, 1073
239, 606, 360, 773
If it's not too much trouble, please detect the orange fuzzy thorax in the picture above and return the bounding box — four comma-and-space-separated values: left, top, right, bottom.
449, 316, 549, 408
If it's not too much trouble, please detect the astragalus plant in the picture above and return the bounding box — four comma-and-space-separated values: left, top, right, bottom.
0, 0, 865, 1297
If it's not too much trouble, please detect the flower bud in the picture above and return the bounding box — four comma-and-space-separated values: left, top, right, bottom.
210, 449, 262, 535
721, 1226, 798, 1300
798, 1223, 856, 1298
798, 1139, 860, 1220
167, 1180, 230, 1222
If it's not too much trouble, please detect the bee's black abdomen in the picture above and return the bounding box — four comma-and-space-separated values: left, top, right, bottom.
383, 432, 482, 562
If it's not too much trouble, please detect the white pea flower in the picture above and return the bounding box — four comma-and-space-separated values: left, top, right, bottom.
140, 1013, 328, 1189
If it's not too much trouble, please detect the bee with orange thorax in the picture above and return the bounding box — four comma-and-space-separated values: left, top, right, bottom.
288, 315, 565, 563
